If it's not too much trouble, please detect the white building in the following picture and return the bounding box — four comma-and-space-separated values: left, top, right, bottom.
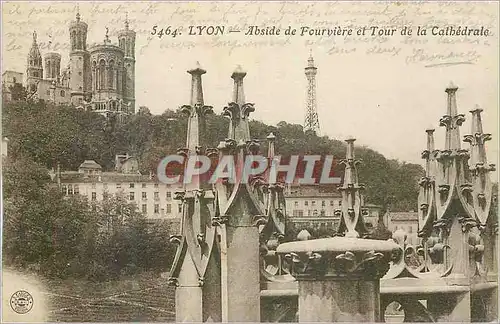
55, 157, 183, 223
387, 211, 419, 245
285, 184, 342, 230
285, 184, 386, 233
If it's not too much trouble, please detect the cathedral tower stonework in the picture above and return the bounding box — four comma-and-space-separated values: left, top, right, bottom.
69, 10, 91, 105
44, 53, 61, 81
26, 31, 43, 94
23, 6, 136, 116
117, 16, 136, 113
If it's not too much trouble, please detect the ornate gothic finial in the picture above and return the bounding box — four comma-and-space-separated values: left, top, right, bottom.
76, 3, 80, 21
440, 82, 464, 151
187, 62, 206, 106
33, 30, 37, 43
104, 27, 110, 44
463, 105, 494, 225
424, 128, 435, 176
343, 137, 357, 186
224, 65, 254, 142
338, 137, 366, 238
125, 12, 129, 29
231, 65, 246, 105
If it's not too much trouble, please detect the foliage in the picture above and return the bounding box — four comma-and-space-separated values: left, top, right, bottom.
8, 83, 28, 101
2, 156, 176, 281
2, 100, 424, 211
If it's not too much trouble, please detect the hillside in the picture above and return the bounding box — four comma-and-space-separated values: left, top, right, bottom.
2, 100, 424, 211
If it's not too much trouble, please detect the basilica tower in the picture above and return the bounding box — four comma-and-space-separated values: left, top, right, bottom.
26, 31, 43, 93
117, 15, 136, 113
44, 53, 61, 81
69, 9, 91, 105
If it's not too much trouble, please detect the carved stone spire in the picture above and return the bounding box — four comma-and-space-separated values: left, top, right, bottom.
223, 66, 254, 142
178, 62, 213, 175
27, 30, 43, 79
337, 137, 366, 238
418, 128, 436, 237
76, 3, 80, 22
125, 12, 129, 30
424, 128, 436, 178
168, 62, 217, 322
104, 27, 110, 44
232, 65, 246, 105
441, 82, 465, 151
464, 105, 495, 225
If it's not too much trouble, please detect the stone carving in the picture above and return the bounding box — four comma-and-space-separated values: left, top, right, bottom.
279, 238, 399, 280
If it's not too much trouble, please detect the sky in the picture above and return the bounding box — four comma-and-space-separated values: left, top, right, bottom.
2, 1, 498, 174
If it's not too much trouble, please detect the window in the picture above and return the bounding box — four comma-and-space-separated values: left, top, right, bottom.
166, 191, 172, 200
62, 185, 67, 195
154, 192, 159, 200
321, 201, 325, 207
130, 183, 135, 188
91, 182, 96, 189
46, 90, 50, 95
330, 200, 334, 206
409, 226, 413, 233
311, 201, 316, 207
154, 183, 159, 188
78, 71, 82, 76
129, 192, 135, 200
91, 192, 96, 201
68, 185, 73, 195
166, 204, 172, 213
142, 183, 146, 188
294, 201, 299, 207
305, 201, 309, 206
313, 210, 318, 216
60, 90, 65, 97
142, 192, 147, 200
116, 183, 122, 189
338, 201, 342, 206
307, 210, 311, 216
320, 210, 325, 216
142, 204, 147, 213
74, 185, 79, 195
178, 204, 182, 213
297, 210, 304, 217
154, 204, 159, 214
103, 192, 109, 200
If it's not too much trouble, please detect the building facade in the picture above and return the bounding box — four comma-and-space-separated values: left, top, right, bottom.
55, 157, 182, 223
285, 184, 342, 230
22, 9, 136, 116
387, 211, 419, 245
284, 184, 384, 232
2, 71, 24, 101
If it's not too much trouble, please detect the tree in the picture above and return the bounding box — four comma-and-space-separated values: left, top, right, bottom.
8, 83, 27, 101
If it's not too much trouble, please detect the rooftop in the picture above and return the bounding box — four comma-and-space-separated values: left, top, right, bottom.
388, 212, 418, 221
78, 160, 102, 169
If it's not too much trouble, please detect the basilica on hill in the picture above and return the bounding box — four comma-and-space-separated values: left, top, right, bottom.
22, 9, 136, 117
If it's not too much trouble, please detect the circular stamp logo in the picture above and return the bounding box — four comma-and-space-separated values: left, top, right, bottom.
10, 290, 34, 314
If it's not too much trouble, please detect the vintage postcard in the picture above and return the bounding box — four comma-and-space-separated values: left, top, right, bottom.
1, 1, 498, 323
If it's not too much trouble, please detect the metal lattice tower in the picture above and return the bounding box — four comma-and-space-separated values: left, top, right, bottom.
304, 52, 320, 134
